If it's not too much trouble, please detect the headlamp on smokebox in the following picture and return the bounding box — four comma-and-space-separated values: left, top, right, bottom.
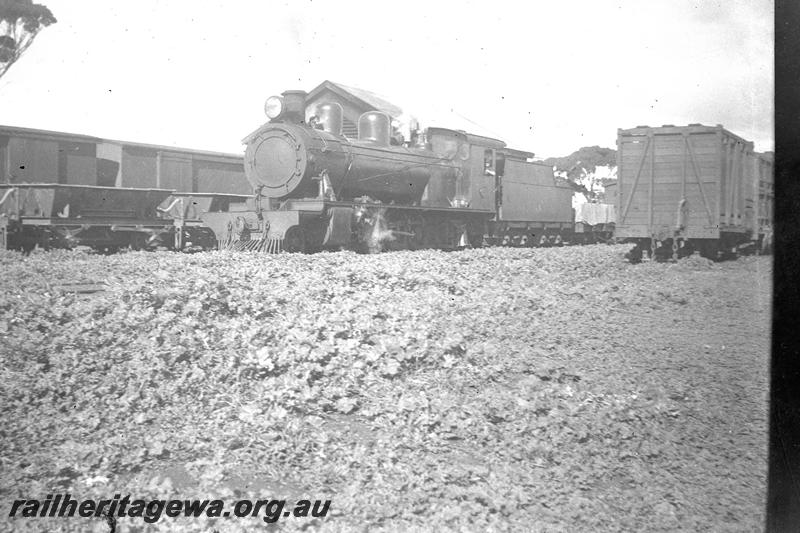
264, 96, 284, 120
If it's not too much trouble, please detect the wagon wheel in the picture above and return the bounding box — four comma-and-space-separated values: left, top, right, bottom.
677, 238, 695, 258
625, 244, 644, 264
699, 240, 720, 261
283, 225, 306, 254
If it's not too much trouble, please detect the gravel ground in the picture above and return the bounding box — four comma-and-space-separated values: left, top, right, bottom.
530, 253, 771, 531
0, 245, 770, 532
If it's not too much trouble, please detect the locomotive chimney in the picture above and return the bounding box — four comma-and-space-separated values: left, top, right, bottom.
358, 111, 391, 146
281, 90, 307, 123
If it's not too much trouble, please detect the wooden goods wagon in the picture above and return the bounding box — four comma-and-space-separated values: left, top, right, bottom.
0, 184, 174, 251
1, 125, 250, 195
615, 124, 766, 260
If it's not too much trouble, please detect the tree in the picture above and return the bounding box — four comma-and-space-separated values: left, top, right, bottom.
544, 146, 617, 202
0, 0, 56, 79
542, 146, 616, 182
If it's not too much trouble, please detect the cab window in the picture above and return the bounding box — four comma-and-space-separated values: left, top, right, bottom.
484, 149, 495, 176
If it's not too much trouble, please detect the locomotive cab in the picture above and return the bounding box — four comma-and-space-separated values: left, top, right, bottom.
424, 128, 506, 212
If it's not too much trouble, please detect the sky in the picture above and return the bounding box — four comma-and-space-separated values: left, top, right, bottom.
0, 0, 774, 158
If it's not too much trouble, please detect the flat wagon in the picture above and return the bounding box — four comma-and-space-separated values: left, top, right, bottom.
0, 184, 174, 252
615, 124, 770, 260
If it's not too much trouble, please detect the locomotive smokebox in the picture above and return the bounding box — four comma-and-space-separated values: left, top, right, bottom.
243, 122, 351, 199
245, 124, 312, 198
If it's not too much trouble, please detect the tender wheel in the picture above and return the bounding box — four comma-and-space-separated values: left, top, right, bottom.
468, 232, 485, 248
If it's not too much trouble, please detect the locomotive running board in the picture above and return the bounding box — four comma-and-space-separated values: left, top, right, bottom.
339, 202, 493, 215
286, 198, 494, 216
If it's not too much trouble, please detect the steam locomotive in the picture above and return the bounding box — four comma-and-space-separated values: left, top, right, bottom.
201, 90, 577, 253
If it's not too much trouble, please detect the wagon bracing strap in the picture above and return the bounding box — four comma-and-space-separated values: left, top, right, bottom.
621, 136, 651, 221
683, 136, 715, 226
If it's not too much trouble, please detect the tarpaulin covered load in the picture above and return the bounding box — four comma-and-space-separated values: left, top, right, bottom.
575, 202, 616, 226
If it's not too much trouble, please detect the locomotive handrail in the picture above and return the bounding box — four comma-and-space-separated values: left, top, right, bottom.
339, 142, 355, 200
309, 125, 331, 153
353, 160, 450, 182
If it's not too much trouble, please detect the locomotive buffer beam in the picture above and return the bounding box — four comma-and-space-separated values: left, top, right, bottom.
201, 210, 301, 250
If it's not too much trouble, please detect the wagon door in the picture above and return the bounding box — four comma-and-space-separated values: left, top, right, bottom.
61, 141, 98, 185
158, 152, 193, 192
